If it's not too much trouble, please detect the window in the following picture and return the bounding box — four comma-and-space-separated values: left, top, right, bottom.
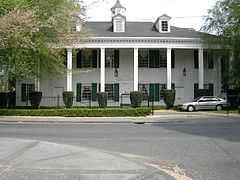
21, 84, 35, 102
138, 84, 149, 101
82, 84, 91, 101
160, 84, 166, 100
139, 50, 149, 68
105, 84, 114, 100
82, 51, 92, 68
161, 21, 168, 31
105, 50, 114, 68
160, 51, 167, 67
204, 51, 214, 69
116, 20, 123, 32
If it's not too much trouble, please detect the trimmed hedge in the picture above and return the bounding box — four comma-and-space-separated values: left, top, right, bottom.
63, 91, 74, 108
97, 92, 108, 108
0, 108, 150, 117
29, 91, 42, 109
130, 91, 143, 108
163, 89, 176, 109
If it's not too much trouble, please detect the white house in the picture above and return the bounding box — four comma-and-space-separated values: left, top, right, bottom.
16, 0, 222, 107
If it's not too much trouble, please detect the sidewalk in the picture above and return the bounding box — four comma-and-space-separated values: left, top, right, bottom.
0, 138, 170, 180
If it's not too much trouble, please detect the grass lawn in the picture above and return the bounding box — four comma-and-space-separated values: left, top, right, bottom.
208, 109, 239, 114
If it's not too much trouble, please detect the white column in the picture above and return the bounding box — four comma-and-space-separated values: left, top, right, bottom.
3, 70, 8, 92
198, 48, 204, 89
100, 48, 105, 92
167, 48, 172, 89
67, 48, 72, 91
133, 48, 139, 91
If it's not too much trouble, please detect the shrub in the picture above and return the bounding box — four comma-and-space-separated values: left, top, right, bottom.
163, 89, 176, 109
97, 92, 108, 108
0, 108, 150, 117
0, 92, 8, 109
29, 91, 42, 109
8, 92, 16, 108
130, 91, 143, 108
63, 91, 74, 108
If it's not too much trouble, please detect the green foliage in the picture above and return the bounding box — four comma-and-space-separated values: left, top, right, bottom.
163, 90, 176, 109
0, 0, 86, 79
0, 108, 150, 117
130, 91, 143, 108
29, 91, 42, 109
7, 92, 16, 108
63, 91, 74, 108
0, 92, 8, 108
97, 92, 108, 108
201, 0, 240, 87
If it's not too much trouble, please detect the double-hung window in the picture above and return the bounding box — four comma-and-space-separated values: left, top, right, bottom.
159, 51, 167, 67
116, 20, 123, 32
159, 84, 167, 100
138, 84, 149, 101
82, 51, 92, 68
105, 84, 114, 100
105, 50, 114, 68
139, 50, 149, 68
82, 84, 92, 101
161, 21, 168, 32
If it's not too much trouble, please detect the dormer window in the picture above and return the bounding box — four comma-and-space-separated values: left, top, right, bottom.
155, 14, 171, 33
161, 21, 168, 31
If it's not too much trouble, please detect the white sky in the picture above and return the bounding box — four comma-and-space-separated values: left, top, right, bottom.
83, 0, 217, 31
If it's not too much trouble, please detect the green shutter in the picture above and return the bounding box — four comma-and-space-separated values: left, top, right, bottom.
154, 83, 160, 101
149, 84, 155, 101
114, 83, 119, 102
92, 50, 97, 68
92, 83, 97, 101
149, 50, 159, 68
194, 50, 198, 68
21, 84, 27, 102
63, 50, 67, 66
171, 83, 175, 90
114, 50, 119, 68
77, 50, 82, 68
98, 83, 101, 92
98, 49, 101, 68
194, 83, 199, 98
149, 50, 155, 68
209, 83, 214, 96
171, 50, 175, 68
76, 83, 82, 102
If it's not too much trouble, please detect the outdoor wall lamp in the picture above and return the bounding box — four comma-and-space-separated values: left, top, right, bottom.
183, 68, 186, 76
114, 68, 118, 77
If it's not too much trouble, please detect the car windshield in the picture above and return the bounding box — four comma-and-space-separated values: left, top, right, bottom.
193, 97, 201, 102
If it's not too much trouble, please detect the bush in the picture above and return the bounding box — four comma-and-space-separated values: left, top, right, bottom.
130, 91, 143, 108
63, 91, 74, 108
0, 92, 8, 109
97, 92, 108, 108
163, 89, 176, 109
8, 92, 16, 108
0, 108, 150, 117
29, 91, 42, 109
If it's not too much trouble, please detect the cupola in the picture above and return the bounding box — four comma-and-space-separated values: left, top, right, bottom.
155, 14, 171, 33
111, 0, 126, 32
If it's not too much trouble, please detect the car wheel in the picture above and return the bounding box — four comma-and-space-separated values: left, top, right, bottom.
187, 105, 195, 112
216, 105, 223, 111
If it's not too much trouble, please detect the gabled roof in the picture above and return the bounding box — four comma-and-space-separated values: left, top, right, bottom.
82, 21, 202, 38
112, 14, 126, 19
157, 14, 171, 20
111, 0, 126, 11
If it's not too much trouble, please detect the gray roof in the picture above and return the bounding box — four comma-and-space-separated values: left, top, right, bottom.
82, 21, 202, 38
111, 0, 126, 10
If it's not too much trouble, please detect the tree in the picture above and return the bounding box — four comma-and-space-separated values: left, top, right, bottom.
201, 0, 240, 87
0, 0, 88, 80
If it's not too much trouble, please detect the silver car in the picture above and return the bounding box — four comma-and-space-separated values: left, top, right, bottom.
179, 96, 228, 112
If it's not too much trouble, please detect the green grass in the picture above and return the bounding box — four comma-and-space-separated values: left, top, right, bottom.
207, 109, 239, 114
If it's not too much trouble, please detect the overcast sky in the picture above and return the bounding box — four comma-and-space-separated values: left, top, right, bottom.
83, 0, 217, 31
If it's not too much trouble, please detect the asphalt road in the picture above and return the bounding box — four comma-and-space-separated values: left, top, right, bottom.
0, 115, 240, 180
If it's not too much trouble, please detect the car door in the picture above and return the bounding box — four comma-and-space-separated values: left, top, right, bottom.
197, 99, 209, 110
